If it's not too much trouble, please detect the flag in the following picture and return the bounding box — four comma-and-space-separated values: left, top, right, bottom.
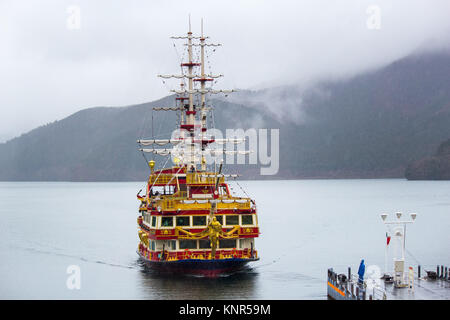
386, 232, 391, 245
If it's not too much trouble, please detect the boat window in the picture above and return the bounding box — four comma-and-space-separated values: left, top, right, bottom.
215, 215, 223, 224
225, 215, 239, 226
241, 215, 253, 225
161, 217, 173, 227
169, 240, 177, 250
219, 239, 236, 249
193, 216, 207, 226
150, 185, 175, 196
199, 240, 210, 249
176, 216, 190, 227
151, 216, 157, 227
179, 240, 197, 249
150, 240, 155, 251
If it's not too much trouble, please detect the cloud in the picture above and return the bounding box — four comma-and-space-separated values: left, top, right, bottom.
0, 0, 449, 141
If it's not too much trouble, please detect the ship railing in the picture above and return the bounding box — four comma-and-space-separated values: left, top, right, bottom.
173, 191, 187, 198
328, 269, 387, 300
186, 172, 225, 185
149, 172, 228, 186
157, 197, 252, 211
148, 174, 176, 185
349, 274, 387, 300
156, 249, 256, 261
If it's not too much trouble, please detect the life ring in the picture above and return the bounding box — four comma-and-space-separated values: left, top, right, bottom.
185, 249, 191, 259
232, 248, 238, 258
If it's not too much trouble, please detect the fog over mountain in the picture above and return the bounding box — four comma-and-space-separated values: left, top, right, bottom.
1, 49, 449, 181
1, 0, 450, 141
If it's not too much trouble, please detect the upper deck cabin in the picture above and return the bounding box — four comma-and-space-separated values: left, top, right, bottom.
142, 166, 254, 213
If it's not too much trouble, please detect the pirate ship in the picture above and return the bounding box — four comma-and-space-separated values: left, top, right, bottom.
136, 21, 260, 277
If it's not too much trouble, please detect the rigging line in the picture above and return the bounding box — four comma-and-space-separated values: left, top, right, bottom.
164, 164, 185, 187
141, 131, 179, 139
151, 110, 155, 161
211, 108, 218, 173
137, 105, 148, 140
206, 47, 214, 78
151, 109, 154, 139
173, 42, 182, 65
235, 179, 253, 202
140, 148, 152, 171
154, 100, 170, 143
176, 42, 187, 88
137, 105, 155, 167
149, 156, 170, 192
137, 100, 156, 144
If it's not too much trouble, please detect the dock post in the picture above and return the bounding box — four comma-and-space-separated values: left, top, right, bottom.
418, 265, 421, 279
441, 265, 444, 279
437, 265, 440, 278
369, 295, 373, 300
348, 267, 351, 281
356, 287, 359, 300
445, 267, 448, 280
362, 289, 366, 300
351, 283, 354, 298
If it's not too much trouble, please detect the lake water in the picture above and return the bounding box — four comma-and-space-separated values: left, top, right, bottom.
0, 179, 449, 299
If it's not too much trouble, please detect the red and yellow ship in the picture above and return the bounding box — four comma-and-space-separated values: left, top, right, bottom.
135, 22, 260, 277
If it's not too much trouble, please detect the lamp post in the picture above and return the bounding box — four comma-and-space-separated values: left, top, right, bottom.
380, 212, 417, 286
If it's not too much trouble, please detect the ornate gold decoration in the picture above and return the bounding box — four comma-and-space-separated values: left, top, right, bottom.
138, 230, 149, 247
175, 217, 239, 259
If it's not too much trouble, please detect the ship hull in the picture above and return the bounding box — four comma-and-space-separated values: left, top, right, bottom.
137, 251, 258, 277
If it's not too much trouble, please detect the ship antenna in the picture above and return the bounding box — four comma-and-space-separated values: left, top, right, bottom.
189, 14, 191, 33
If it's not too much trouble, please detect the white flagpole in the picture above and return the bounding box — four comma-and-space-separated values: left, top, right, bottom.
385, 233, 388, 276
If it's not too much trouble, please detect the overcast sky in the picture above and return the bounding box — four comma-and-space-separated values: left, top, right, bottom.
1, 0, 449, 142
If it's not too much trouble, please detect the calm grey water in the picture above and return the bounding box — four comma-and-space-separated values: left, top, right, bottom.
0, 179, 449, 299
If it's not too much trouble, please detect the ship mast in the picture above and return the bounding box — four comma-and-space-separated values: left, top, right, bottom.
200, 19, 207, 171
186, 17, 196, 171
140, 19, 249, 171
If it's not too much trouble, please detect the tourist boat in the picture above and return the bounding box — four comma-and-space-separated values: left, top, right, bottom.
135, 22, 260, 277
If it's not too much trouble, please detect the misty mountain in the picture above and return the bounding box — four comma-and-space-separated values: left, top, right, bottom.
0, 96, 277, 181
405, 138, 450, 180
1, 50, 449, 181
